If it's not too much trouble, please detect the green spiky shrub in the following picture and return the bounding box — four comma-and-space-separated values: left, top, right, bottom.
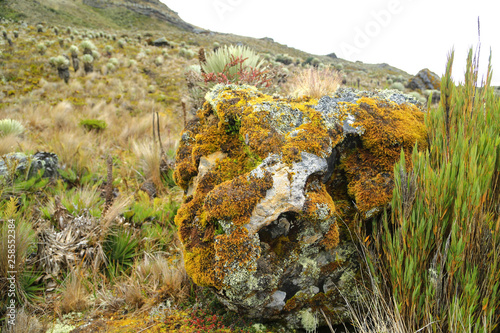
363, 49, 500, 332
0, 119, 24, 137
104, 228, 139, 278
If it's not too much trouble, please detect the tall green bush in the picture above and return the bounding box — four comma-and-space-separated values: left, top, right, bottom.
366, 49, 500, 332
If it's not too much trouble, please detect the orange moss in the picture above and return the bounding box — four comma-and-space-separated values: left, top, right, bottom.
213, 226, 259, 285
321, 224, 340, 250
304, 180, 336, 222
283, 294, 299, 312
204, 172, 273, 226
351, 97, 427, 166
240, 108, 284, 159
281, 104, 332, 164
339, 97, 427, 215
184, 245, 218, 288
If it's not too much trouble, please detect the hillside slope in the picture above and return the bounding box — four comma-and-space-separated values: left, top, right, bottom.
1, 0, 413, 86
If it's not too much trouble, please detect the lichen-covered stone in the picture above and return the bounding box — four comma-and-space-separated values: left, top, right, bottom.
174, 85, 427, 329
0, 151, 59, 180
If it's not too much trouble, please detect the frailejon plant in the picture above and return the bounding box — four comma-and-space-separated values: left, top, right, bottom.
202, 55, 270, 89
364, 49, 500, 332
0, 118, 24, 137
53, 55, 70, 83
201, 45, 268, 87
79, 39, 95, 55
82, 54, 94, 73
36, 42, 47, 55
69, 45, 79, 58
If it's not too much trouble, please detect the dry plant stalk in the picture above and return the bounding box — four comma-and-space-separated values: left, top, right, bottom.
103, 155, 114, 216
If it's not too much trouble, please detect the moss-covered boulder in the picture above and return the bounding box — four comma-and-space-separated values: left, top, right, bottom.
174, 85, 427, 329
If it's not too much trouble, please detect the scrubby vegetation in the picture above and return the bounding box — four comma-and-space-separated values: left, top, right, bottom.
0, 5, 498, 333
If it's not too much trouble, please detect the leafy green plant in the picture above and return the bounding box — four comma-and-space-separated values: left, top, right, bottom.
79, 119, 107, 132
0, 118, 24, 137
1, 171, 50, 198
124, 191, 178, 226
140, 222, 175, 253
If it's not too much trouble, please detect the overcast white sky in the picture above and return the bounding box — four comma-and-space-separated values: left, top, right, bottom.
163, 0, 499, 86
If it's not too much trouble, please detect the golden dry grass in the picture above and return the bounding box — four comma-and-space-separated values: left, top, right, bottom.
56, 269, 89, 315
283, 67, 342, 99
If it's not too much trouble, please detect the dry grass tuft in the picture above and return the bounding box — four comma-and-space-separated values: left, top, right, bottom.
132, 139, 162, 188
284, 67, 342, 99
134, 253, 189, 301
122, 281, 145, 310
56, 268, 89, 315
0, 134, 20, 155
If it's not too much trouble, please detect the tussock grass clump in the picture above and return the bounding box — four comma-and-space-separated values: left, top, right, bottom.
284, 67, 342, 98
56, 269, 89, 315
